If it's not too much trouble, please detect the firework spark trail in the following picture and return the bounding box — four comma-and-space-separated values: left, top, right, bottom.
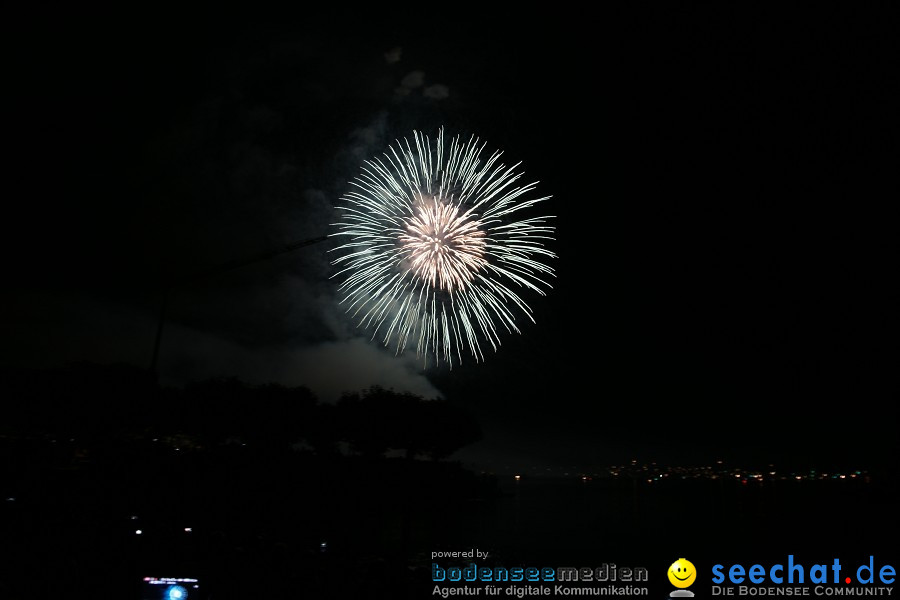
330, 128, 555, 366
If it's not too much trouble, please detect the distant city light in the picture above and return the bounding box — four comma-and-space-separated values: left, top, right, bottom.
135, 529, 142, 535
184, 527, 192, 532
499, 462, 865, 486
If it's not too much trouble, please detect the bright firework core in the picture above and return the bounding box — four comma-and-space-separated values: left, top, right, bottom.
331, 128, 555, 365
400, 195, 487, 292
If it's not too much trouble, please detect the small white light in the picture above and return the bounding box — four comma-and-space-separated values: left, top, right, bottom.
135, 529, 142, 535
184, 527, 192, 532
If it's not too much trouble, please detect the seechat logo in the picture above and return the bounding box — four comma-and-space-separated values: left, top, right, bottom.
710, 555, 896, 596
711, 556, 895, 585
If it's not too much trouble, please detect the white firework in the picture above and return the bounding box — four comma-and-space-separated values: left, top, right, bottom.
330, 128, 555, 365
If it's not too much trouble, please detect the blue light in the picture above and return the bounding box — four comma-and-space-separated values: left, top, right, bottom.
167, 585, 188, 600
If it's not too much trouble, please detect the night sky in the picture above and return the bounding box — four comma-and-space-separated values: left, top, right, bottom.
4, 6, 897, 472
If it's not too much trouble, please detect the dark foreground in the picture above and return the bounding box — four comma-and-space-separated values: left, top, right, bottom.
2, 438, 897, 599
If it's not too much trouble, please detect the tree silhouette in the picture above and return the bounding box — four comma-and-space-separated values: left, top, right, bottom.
417, 400, 482, 460
337, 386, 481, 460
0, 365, 482, 460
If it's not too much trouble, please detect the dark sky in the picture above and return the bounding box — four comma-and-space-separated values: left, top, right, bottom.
4, 6, 897, 471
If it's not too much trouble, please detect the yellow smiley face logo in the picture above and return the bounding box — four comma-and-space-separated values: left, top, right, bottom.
668, 558, 696, 588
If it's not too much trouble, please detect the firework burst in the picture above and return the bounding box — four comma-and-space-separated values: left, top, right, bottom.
330, 128, 555, 366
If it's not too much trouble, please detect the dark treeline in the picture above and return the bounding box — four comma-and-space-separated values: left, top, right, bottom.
0, 362, 492, 599
0, 362, 482, 460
